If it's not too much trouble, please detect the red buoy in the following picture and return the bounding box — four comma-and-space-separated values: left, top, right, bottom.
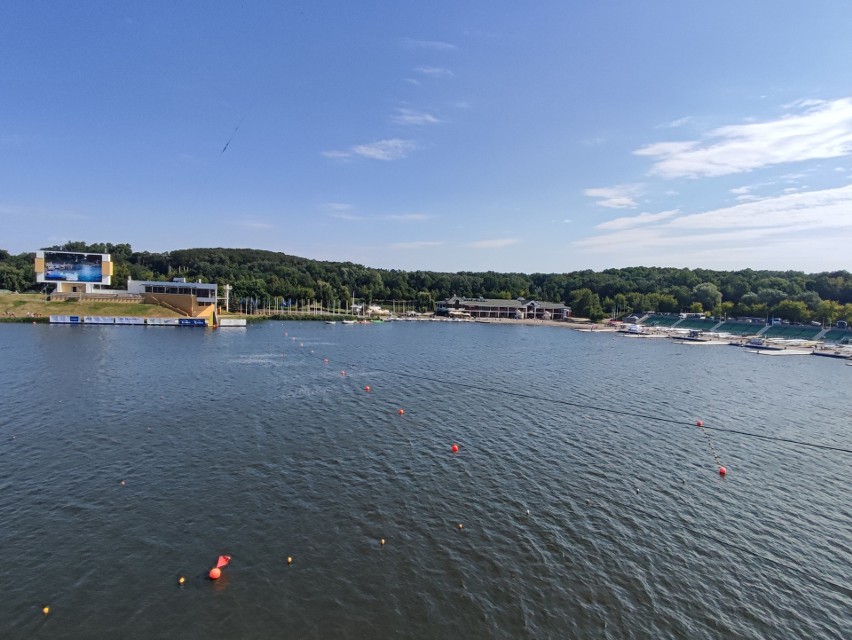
719, 466, 727, 476
397, 409, 404, 415
208, 567, 222, 580
696, 420, 704, 427
364, 386, 371, 392
341, 370, 346, 376
451, 444, 459, 453
324, 358, 329, 364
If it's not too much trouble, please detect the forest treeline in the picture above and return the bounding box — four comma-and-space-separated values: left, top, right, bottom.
2, 242, 852, 323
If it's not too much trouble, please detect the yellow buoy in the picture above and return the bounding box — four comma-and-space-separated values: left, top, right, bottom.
458, 523, 464, 530
42, 606, 50, 616
380, 538, 385, 546
178, 576, 186, 586
287, 556, 293, 565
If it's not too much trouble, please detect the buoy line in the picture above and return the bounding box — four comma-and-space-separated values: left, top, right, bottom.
288, 342, 726, 475
289, 339, 849, 598
306, 352, 852, 457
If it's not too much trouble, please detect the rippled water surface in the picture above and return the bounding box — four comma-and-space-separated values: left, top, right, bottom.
1, 321, 850, 639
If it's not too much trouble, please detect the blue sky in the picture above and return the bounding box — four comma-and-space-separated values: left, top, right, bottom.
2, 1, 852, 273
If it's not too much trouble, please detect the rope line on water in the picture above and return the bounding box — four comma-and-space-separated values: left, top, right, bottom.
308, 354, 852, 456
284, 340, 852, 597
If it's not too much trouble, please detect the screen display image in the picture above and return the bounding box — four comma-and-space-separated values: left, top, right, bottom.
43, 252, 104, 282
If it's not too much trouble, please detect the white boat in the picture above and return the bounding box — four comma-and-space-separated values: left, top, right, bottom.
341, 320, 356, 325
325, 321, 337, 325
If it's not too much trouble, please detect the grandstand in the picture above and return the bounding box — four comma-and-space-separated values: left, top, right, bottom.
820, 328, 852, 344
641, 314, 681, 327
761, 325, 823, 340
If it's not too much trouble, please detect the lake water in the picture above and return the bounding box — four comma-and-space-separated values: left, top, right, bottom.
1, 321, 849, 639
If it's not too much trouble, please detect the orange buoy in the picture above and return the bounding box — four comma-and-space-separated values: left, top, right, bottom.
719, 466, 727, 476
209, 567, 222, 580
451, 444, 459, 453
397, 409, 404, 415
696, 420, 704, 427
364, 386, 371, 392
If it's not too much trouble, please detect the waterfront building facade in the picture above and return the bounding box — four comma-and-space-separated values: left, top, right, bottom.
436, 296, 571, 320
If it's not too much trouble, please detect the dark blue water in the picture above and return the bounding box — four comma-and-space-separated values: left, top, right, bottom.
1, 321, 850, 639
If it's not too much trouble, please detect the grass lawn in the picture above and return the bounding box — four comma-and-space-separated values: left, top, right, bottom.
0, 293, 182, 319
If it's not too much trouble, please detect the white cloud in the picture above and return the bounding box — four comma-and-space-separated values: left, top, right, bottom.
322, 138, 416, 161
415, 66, 454, 78
635, 97, 852, 178
235, 220, 274, 229
656, 116, 694, 129
596, 209, 679, 230
584, 184, 642, 209
400, 38, 457, 51
667, 183, 852, 231
467, 238, 520, 249
574, 184, 852, 269
322, 202, 354, 212
391, 108, 439, 125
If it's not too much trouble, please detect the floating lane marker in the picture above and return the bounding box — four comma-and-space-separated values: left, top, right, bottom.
697, 418, 728, 476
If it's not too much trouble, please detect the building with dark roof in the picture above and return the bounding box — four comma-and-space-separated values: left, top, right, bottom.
436, 296, 571, 320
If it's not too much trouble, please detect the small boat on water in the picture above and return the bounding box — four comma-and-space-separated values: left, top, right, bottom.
341, 320, 356, 325
325, 321, 337, 325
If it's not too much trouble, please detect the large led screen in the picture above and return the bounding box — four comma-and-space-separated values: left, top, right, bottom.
39, 251, 106, 283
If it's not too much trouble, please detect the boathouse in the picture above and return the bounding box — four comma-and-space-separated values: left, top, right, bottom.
436, 296, 571, 320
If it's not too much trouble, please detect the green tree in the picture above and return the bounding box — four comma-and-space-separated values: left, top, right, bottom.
773, 300, 809, 324
692, 283, 722, 314
817, 300, 843, 325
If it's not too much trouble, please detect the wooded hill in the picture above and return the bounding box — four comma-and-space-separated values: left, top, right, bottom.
2, 242, 851, 323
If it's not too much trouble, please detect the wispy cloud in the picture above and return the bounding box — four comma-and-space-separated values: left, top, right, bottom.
655, 116, 694, 129
635, 97, 852, 178
415, 66, 454, 78
584, 184, 642, 209
596, 209, 679, 230
575, 185, 852, 264
467, 238, 520, 249
322, 138, 416, 161
322, 203, 361, 220
323, 204, 431, 223
400, 38, 457, 51
391, 108, 439, 125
